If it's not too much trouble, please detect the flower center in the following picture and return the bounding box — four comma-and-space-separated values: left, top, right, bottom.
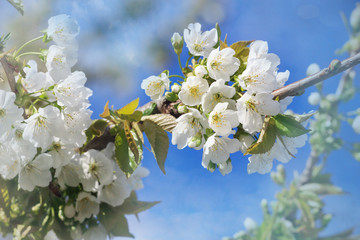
188, 86, 200, 97
211, 113, 225, 127
245, 100, 258, 113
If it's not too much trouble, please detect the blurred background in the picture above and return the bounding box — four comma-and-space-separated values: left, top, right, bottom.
0, 0, 359, 239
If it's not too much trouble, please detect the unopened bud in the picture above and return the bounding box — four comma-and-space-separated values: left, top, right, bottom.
195, 65, 207, 78
329, 59, 341, 71
165, 92, 178, 102
64, 204, 76, 218
177, 104, 188, 114
171, 84, 181, 93
306, 63, 320, 76
243, 217, 257, 231
352, 115, 360, 134
189, 132, 202, 148
351, 3, 360, 33
171, 32, 184, 55
308, 92, 321, 106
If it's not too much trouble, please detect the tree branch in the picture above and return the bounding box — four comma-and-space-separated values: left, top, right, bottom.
272, 52, 360, 99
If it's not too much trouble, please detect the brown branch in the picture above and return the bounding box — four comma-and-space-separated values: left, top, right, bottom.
272, 52, 360, 99
0, 56, 18, 94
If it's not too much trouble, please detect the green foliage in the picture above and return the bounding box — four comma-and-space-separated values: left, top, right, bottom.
0, 33, 11, 53
245, 117, 277, 155
6, 0, 23, 15
272, 114, 310, 138
143, 120, 169, 174
141, 114, 177, 133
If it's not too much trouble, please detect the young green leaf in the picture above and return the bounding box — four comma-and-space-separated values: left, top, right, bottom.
6, 0, 24, 15
245, 117, 277, 155
114, 129, 135, 177
99, 101, 110, 118
143, 120, 169, 174
118, 110, 143, 122
273, 114, 310, 137
98, 204, 134, 237
141, 114, 177, 133
116, 98, 139, 115
116, 191, 160, 216
124, 121, 140, 164
142, 103, 157, 116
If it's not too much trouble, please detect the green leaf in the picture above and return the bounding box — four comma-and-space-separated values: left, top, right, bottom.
114, 129, 135, 177
213, 23, 221, 49
141, 114, 177, 133
318, 227, 355, 240
119, 110, 143, 122
117, 191, 160, 215
295, 198, 315, 228
272, 114, 310, 137
132, 122, 144, 144
230, 40, 253, 61
245, 117, 277, 155
299, 183, 343, 195
124, 121, 140, 164
100, 100, 110, 118
0, 178, 10, 219
6, 0, 24, 15
143, 103, 157, 116
143, 120, 169, 174
98, 204, 134, 237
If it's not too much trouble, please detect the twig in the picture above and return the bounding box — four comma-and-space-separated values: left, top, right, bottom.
0, 56, 18, 94
272, 52, 360, 99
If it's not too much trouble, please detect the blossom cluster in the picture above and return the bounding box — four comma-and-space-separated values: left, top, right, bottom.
142, 23, 307, 175
0, 14, 148, 239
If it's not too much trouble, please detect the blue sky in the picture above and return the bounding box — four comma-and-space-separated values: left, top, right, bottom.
1, 1, 360, 239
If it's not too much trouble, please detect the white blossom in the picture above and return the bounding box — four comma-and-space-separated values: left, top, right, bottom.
218, 160, 232, 176
47, 14, 79, 47
141, 73, 170, 100
98, 168, 132, 207
202, 135, 241, 167
178, 76, 209, 106
46, 45, 76, 82
183, 22, 217, 57
54, 71, 92, 109
55, 158, 82, 189
236, 92, 280, 134
171, 108, 208, 149
247, 151, 274, 174
23, 106, 65, 149
79, 149, 114, 192
44, 230, 59, 240
201, 80, 236, 113
128, 166, 150, 191
75, 192, 99, 223
19, 153, 52, 191
48, 140, 74, 169
207, 48, 240, 81
0, 142, 20, 180
22, 60, 50, 94
208, 102, 239, 136
0, 90, 24, 136
276, 70, 293, 112
62, 107, 92, 147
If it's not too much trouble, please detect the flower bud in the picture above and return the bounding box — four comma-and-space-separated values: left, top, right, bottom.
306, 63, 320, 76
189, 132, 202, 148
352, 115, 360, 134
171, 32, 184, 55
165, 92, 178, 102
308, 92, 321, 106
195, 65, 207, 78
177, 104, 188, 114
243, 217, 257, 231
171, 84, 181, 93
351, 3, 360, 33
64, 204, 76, 218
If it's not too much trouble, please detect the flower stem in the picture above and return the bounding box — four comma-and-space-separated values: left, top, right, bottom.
16, 52, 42, 59
13, 36, 43, 57
168, 75, 185, 80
